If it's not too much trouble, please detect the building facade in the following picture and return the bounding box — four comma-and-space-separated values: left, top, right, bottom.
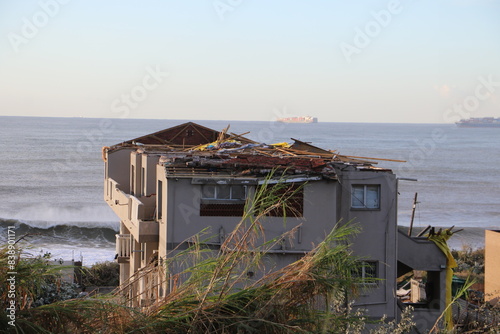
104, 122, 448, 331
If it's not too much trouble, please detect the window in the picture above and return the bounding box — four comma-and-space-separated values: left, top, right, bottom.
260, 184, 303, 217
201, 184, 247, 201
200, 184, 247, 216
353, 261, 378, 284
351, 185, 380, 209
200, 203, 246, 216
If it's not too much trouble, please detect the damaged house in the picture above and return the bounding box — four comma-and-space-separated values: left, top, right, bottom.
103, 122, 449, 331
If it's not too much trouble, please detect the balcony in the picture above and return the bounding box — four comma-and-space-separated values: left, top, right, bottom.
116, 234, 131, 263
397, 229, 446, 274
105, 178, 159, 243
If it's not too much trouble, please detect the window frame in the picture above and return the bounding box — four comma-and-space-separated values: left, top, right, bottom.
200, 184, 247, 217
351, 184, 381, 210
353, 260, 378, 286
259, 183, 304, 218
201, 184, 247, 202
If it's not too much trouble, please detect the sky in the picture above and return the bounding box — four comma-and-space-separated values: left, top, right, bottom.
0, 0, 499, 123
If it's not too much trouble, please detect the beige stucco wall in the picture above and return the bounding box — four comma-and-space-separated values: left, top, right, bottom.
130, 151, 142, 196
485, 230, 500, 305
142, 154, 160, 196
106, 148, 133, 193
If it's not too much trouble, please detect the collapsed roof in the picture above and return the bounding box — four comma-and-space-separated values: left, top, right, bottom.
107, 122, 403, 178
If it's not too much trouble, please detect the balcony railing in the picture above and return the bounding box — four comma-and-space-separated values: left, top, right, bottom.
105, 178, 156, 221
106, 178, 159, 243
116, 234, 131, 259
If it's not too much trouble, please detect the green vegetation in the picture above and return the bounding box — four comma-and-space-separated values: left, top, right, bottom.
448, 246, 500, 333
0, 248, 77, 312
452, 246, 484, 287
3, 224, 400, 333
0, 245, 79, 330
80, 261, 119, 287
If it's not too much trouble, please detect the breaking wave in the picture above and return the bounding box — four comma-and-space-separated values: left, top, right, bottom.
0, 203, 119, 228
0, 218, 118, 244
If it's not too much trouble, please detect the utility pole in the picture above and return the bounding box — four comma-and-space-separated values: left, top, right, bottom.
408, 192, 418, 237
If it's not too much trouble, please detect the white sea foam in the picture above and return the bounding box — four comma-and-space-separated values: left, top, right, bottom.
29, 245, 115, 266
0, 203, 119, 229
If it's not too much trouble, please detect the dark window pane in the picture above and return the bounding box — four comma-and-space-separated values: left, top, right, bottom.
351, 186, 365, 208
366, 186, 380, 209
231, 185, 246, 200
259, 184, 303, 217
202, 185, 216, 199
200, 203, 245, 216
217, 185, 231, 199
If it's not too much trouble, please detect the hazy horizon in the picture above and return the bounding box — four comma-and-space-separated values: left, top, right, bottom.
0, 114, 472, 125
1, 1, 499, 124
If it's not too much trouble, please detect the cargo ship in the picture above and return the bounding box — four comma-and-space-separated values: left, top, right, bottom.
456, 117, 500, 128
276, 116, 318, 123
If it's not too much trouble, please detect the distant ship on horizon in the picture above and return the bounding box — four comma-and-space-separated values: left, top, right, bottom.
276, 116, 318, 124
456, 117, 500, 128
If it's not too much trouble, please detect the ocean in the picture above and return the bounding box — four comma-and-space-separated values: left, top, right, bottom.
1, 116, 499, 265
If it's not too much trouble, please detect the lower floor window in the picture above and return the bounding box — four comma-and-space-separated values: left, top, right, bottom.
200, 184, 246, 216
200, 203, 245, 216
353, 261, 378, 283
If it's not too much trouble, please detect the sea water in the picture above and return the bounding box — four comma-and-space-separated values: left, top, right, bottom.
0, 116, 498, 264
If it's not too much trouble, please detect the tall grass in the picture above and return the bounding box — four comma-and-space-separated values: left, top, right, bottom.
0, 245, 69, 312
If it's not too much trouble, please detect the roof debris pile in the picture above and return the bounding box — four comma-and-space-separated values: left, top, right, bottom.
106, 122, 405, 178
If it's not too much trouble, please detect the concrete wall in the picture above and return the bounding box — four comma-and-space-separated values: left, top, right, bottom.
130, 151, 142, 197
113, 155, 401, 320
157, 164, 168, 260
141, 154, 160, 196
485, 230, 500, 305
161, 177, 338, 253
335, 169, 398, 319
156, 175, 341, 296
107, 148, 133, 193
397, 231, 447, 271
155, 170, 399, 319
108, 151, 161, 287
108, 148, 452, 330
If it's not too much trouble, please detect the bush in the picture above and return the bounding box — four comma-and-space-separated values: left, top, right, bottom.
32, 280, 79, 307
0, 246, 79, 312
80, 261, 119, 287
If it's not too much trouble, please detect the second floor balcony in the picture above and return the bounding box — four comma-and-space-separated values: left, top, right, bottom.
105, 178, 159, 243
